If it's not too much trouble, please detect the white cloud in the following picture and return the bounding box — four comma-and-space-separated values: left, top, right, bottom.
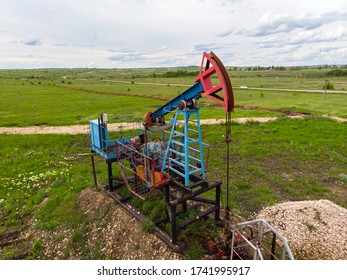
0, 0, 347, 68
15, 37, 42, 46
190, 43, 221, 53
241, 10, 347, 37
217, 27, 235, 37
291, 27, 347, 44
257, 26, 347, 49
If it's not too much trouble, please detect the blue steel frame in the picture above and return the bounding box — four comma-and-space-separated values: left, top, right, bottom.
89, 119, 118, 160
161, 108, 205, 186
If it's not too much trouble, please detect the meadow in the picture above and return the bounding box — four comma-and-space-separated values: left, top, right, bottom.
1, 66, 347, 127
0, 66, 346, 259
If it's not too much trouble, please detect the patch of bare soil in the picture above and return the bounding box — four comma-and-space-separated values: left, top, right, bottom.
0, 122, 139, 135
0, 231, 21, 249
1, 115, 345, 135
0, 211, 32, 259
258, 200, 347, 260
15, 188, 181, 260
234, 104, 311, 116
19, 220, 75, 260
200, 115, 306, 125
0, 230, 30, 259
77, 188, 182, 260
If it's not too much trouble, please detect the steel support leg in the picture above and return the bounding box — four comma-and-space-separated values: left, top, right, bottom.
171, 204, 177, 244
215, 182, 221, 221
271, 232, 277, 260
107, 161, 113, 191
91, 153, 98, 189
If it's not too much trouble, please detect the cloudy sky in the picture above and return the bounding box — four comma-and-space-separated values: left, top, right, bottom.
1, 0, 347, 68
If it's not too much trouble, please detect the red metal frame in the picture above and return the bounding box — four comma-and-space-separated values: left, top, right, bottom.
196, 52, 234, 113
115, 140, 170, 200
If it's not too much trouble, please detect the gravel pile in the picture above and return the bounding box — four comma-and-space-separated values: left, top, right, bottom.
258, 200, 347, 260
78, 188, 182, 260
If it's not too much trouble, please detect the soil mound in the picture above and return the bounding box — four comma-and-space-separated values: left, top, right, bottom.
78, 188, 181, 260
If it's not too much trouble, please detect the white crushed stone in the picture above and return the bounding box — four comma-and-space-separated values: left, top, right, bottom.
258, 200, 347, 260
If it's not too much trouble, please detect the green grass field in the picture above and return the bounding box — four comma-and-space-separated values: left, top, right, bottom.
205, 118, 347, 214
1, 66, 346, 127
0, 66, 346, 259
0, 118, 346, 259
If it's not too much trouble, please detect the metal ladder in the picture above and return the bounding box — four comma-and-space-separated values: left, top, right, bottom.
161, 108, 205, 186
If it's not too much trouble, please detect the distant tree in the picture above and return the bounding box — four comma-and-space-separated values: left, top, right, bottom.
323, 81, 334, 90
327, 69, 347, 76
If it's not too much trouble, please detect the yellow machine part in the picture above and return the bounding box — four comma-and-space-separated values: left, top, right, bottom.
136, 165, 145, 181
136, 165, 164, 187
151, 171, 164, 186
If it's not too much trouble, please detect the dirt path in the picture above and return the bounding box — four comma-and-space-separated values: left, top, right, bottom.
0, 115, 346, 135
79, 79, 347, 94
247, 87, 347, 94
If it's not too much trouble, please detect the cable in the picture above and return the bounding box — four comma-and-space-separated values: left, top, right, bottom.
225, 112, 232, 209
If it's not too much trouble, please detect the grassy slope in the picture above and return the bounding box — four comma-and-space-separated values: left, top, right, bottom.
204, 117, 347, 215
0, 79, 164, 126
1, 67, 347, 127
235, 89, 347, 117
0, 117, 346, 258
0, 78, 284, 127
0, 134, 96, 259
0, 67, 346, 259
0, 134, 92, 228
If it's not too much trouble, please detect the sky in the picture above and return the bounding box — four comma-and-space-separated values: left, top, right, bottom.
1, 0, 347, 69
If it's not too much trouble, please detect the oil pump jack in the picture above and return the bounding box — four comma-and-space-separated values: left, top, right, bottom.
89, 52, 294, 259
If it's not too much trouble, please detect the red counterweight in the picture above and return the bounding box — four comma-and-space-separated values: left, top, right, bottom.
196, 51, 234, 113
